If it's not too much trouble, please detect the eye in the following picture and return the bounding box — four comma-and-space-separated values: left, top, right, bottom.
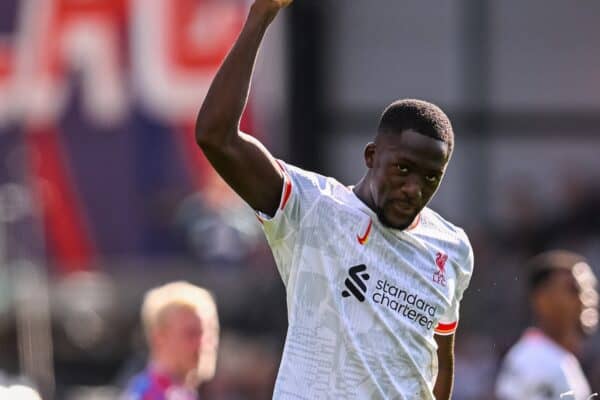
425, 175, 439, 184
397, 164, 409, 174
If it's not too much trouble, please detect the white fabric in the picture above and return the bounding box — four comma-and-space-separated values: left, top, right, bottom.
495, 328, 593, 400
258, 161, 474, 400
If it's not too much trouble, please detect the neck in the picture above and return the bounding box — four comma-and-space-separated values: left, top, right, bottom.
150, 355, 185, 384
535, 322, 581, 354
353, 176, 375, 210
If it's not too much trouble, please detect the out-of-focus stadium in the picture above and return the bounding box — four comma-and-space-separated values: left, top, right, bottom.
0, 0, 599, 399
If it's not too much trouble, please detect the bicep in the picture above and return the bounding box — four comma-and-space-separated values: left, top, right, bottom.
200, 130, 284, 216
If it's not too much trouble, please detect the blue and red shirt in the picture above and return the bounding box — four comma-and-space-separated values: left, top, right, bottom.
123, 368, 198, 400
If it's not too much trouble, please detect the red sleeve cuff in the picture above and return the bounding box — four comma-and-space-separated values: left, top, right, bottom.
434, 321, 458, 335
275, 160, 292, 211
256, 161, 292, 223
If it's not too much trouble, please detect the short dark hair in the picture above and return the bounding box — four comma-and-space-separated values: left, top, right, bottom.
527, 250, 588, 293
377, 99, 454, 155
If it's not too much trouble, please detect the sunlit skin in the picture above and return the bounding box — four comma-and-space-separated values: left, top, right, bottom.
150, 306, 203, 383
533, 270, 585, 353
353, 129, 450, 230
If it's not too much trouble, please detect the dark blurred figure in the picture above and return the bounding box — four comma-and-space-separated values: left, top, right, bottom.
122, 282, 219, 400
495, 250, 598, 400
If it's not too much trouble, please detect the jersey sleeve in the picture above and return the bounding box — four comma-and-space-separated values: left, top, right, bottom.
434, 230, 474, 336
256, 160, 324, 285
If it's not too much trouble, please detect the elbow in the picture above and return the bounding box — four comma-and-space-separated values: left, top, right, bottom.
194, 117, 221, 152
195, 105, 240, 151
194, 114, 212, 149
195, 125, 210, 150
194, 120, 236, 154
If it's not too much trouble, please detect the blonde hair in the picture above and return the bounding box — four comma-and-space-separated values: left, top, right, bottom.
141, 281, 219, 383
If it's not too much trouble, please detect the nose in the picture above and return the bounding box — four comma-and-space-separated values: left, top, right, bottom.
401, 176, 423, 202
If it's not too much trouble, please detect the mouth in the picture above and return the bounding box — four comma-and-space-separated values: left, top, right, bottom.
390, 200, 417, 215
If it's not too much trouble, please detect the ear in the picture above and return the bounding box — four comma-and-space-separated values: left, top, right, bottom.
364, 142, 376, 169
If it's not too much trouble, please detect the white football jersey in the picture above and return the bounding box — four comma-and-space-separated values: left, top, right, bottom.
257, 161, 474, 400
495, 329, 593, 400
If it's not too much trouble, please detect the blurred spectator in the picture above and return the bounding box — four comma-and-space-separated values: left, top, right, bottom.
495, 251, 598, 400
0, 384, 42, 400
122, 282, 219, 400
0, 372, 41, 400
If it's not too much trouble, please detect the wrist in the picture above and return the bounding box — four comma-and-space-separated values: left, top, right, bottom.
249, 2, 280, 23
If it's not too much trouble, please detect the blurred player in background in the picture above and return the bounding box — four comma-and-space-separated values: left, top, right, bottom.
194, 0, 474, 398
495, 250, 598, 400
0, 384, 42, 400
122, 282, 219, 400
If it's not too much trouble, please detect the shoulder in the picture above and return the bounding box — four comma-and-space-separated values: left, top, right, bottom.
420, 208, 473, 266
281, 161, 341, 190
498, 336, 585, 399
420, 208, 470, 245
279, 160, 351, 204
503, 334, 565, 376
123, 371, 162, 400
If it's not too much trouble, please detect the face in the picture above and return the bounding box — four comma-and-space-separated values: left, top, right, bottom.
364, 129, 449, 230
154, 306, 203, 378
537, 271, 584, 332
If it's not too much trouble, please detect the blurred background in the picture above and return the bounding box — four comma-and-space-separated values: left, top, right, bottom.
0, 0, 599, 399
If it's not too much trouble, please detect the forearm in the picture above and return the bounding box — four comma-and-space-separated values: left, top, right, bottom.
433, 333, 455, 400
433, 361, 453, 400
196, 3, 279, 145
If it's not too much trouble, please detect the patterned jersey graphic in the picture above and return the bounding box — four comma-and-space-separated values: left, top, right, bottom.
258, 161, 474, 400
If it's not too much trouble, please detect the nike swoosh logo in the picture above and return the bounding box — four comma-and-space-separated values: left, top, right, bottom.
357, 218, 372, 245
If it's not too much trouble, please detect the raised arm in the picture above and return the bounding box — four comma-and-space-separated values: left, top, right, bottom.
195, 0, 292, 217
